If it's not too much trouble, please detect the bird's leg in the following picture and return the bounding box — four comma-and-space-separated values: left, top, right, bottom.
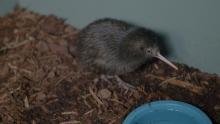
93, 74, 111, 84
114, 75, 135, 91
100, 74, 112, 83
96, 75, 135, 91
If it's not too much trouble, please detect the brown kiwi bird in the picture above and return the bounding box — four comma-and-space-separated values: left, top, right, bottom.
75, 18, 178, 88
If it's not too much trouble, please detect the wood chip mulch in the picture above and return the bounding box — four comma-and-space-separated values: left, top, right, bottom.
0, 6, 220, 124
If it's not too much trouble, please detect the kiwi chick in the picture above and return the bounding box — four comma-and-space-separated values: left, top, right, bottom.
76, 18, 177, 75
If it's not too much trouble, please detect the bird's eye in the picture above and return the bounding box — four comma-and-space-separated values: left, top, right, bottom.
147, 49, 151, 53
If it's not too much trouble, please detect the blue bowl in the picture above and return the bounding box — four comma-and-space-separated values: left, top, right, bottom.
123, 100, 212, 124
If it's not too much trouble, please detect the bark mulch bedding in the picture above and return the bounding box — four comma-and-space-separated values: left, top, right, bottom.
0, 6, 220, 124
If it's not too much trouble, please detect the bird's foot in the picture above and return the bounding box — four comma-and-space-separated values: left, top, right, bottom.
114, 75, 135, 92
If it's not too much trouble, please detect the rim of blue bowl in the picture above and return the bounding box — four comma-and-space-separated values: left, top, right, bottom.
123, 100, 212, 124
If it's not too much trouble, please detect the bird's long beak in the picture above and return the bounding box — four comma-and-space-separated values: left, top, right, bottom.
155, 53, 178, 70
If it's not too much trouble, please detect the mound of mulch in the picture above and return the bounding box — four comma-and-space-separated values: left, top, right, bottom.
0, 6, 220, 124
